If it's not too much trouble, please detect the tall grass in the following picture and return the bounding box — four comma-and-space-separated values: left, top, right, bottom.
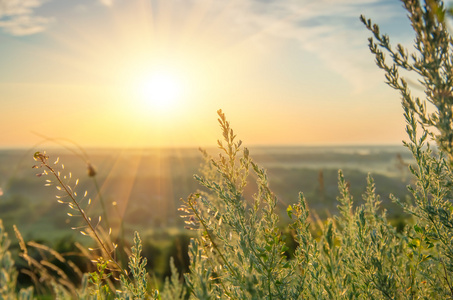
2, 0, 453, 298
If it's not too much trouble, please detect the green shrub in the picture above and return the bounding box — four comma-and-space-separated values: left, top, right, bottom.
181, 0, 453, 297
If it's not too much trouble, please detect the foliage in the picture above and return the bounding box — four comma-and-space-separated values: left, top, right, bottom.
159, 257, 187, 300
118, 232, 157, 299
181, 110, 413, 299
3, 0, 453, 298
0, 220, 33, 299
361, 0, 453, 296
179, 0, 453, 298
0, 219, 18, 299
89, 259, 113, 299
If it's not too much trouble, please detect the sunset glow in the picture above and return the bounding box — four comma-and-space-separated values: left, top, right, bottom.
0, 1, 414, 148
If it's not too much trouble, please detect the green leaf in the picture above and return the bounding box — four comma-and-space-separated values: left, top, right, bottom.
287, 205, 293, 219
414, 224, 424, 234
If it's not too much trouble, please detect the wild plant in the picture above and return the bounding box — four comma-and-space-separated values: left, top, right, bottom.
118, 232, 158, 299
30, 133, 112, 237
159, 257, 187, 300
0, 219, 19, 299
362, 0, 453, 296
181, 110, 414, 299
182, 1, 453, 298
180, 110, 295, 299
0, 220, 35, 300
32, 151, 124, 278
31, 152, 156, 298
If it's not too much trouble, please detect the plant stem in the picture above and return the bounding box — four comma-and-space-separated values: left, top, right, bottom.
92, 176, 111, 234
38, 157, 125, 276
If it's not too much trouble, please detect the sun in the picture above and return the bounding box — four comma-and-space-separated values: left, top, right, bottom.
135, 69, 184, 112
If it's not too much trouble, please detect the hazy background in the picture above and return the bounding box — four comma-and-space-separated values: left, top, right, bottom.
0, 146, 413, 241
0, 0, 424, 148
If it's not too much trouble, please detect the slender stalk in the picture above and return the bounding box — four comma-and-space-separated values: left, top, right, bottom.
30, 133, 112, 236
34, 153, 126, 276
92, 176, 111, 234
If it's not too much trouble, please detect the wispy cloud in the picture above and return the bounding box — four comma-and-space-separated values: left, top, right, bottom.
195, 0, 409, 91
0, 0, 53, 35
0, 0, 409, 89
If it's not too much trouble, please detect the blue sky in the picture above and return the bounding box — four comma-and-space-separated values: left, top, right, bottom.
0, 0, 428, 148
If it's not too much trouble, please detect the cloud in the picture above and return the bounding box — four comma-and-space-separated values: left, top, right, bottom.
259, 1, 407, 90
188, 0, 409, 91
0, 0, 53, 35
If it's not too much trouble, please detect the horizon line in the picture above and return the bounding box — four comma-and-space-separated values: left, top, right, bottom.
0, 143, 407, 151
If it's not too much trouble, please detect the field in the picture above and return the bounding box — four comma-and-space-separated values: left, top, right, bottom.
0, 145, 413, 243
0, 144, 417, 288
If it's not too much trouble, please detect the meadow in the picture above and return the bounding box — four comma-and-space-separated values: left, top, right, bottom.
0, 145, 413, 241
2, 0, 453, 298
0, 144, 414, 294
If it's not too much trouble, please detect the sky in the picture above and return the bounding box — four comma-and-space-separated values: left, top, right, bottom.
0, 0, 425, 148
